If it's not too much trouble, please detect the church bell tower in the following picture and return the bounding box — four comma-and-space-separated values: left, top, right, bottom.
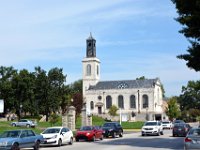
82, 33, 100, 96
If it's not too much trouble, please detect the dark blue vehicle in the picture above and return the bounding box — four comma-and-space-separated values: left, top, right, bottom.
0, 129, 43, 150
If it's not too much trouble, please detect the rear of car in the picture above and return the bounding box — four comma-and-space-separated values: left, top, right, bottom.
184, 128, 200, 150
141, 121, 163, 136
172, 123, 190, 137
162, 121, 172, 129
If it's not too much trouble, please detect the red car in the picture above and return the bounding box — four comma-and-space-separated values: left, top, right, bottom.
75, 126, 103, 141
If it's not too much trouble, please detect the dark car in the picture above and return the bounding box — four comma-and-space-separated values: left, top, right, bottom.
75, 126, 103, 142
101, 122, 123, 138
184, 127, 200, 150
172, 123, 191, 137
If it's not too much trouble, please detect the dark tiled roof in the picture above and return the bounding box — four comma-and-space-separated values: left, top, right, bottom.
88, 78, 160, 90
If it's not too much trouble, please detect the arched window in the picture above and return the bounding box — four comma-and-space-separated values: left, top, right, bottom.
90, 101, 94, 110
130, 95, 136, 108
118, 95, 124, 109
106, 96, 112, 109
97, 65, 99, 75
142, 95, 148, 108
86, 64, 91, 76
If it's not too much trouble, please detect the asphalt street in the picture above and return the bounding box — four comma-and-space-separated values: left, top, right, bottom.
39, 129, 185, 150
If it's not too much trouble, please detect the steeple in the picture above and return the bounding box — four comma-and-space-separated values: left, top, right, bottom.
86, 33, 96, 57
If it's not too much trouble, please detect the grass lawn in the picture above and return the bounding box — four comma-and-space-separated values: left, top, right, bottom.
0, 116, 144, 134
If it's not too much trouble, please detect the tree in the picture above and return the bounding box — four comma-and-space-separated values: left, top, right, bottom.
0, 66, 17, 113
172, 0, 200, 71
108, 105, 118, 117
178, 80, 200, 110
165, 97, 181, 121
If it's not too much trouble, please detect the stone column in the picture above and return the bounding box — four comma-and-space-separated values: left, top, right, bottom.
87, 115, 92, 126
62, 111, 68, 128
68, 106, 76, 131
81, 104, 87, 126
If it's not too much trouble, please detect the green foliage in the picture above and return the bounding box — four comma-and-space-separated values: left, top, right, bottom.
49, 113, 60, 126
136, 76, 146, 80
172, 0, 200, 71
121, 121, 144, 129
108, 105, 118, 116
182, 80, 200, 108
165, 97, 181, 121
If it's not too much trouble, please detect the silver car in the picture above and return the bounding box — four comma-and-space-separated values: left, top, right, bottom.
11, 119, 37, 128
184, 127, 200, 150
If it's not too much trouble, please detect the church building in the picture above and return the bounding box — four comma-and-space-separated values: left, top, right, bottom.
82, 33, 165, 121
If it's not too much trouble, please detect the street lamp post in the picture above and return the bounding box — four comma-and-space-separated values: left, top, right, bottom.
146, 108, 149, 121
19, 104, 23, 120
137, 90, 140, 113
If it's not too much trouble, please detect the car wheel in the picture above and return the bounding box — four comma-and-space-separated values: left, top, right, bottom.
100, 134, 103, 140
12, 123, 16, 127
112, 132, 116, 138
92, 135, 96, 141
26, 124, 30, 128
69, 137, 73, 145
11, 143, 19, 150
58, 139, 62, 147
33, 140, 40, 150
141, 134, 145, 136
157, 130, 160, 136
161, 131, 164, 135
119, 131, 123, 137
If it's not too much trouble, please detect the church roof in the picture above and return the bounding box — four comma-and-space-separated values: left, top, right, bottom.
88, 78, 160, 90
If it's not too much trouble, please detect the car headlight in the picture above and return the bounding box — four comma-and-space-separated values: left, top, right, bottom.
51, 135, 57, 139
86, 132, 91, 136
0, 141, 8, 146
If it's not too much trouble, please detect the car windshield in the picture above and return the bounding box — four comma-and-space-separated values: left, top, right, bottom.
0, 130, 21, 138
173, 120, 185, 124
188, 129, 200, 136
144, 122, 157, 126
103, 123, 115, 127
80, 126, 92, 131
42, 128, 60, 134
162, 122, 170, 124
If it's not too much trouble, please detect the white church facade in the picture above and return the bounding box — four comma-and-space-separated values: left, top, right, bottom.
82, 34, 165, 121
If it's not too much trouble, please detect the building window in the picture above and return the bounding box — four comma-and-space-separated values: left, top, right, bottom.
130, 95, 136, 108
90, 101, 94, 110
142, 95, 148, 108
86, 64, 91, 76
118, 95, 124, 109
106, 96, 112, 109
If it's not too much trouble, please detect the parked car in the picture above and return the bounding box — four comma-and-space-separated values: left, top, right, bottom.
40, 126, 73, 147
101, 122, 123, 138
184, 127, 200, 150
0, 129, 43, 150
162, 121, 172, 129
11, 119, 37, 128
141, 120, 164, 136
172, 123, 191, 137
75, 126, 103, 141
173, 119, 185, 125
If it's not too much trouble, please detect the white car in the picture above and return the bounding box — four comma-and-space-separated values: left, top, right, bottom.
41, 126, 73, 147
162, 121, 172, 129
141, 121, 163, 136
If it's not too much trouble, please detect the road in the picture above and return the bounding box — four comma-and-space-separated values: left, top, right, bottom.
39, 129, 185, 150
